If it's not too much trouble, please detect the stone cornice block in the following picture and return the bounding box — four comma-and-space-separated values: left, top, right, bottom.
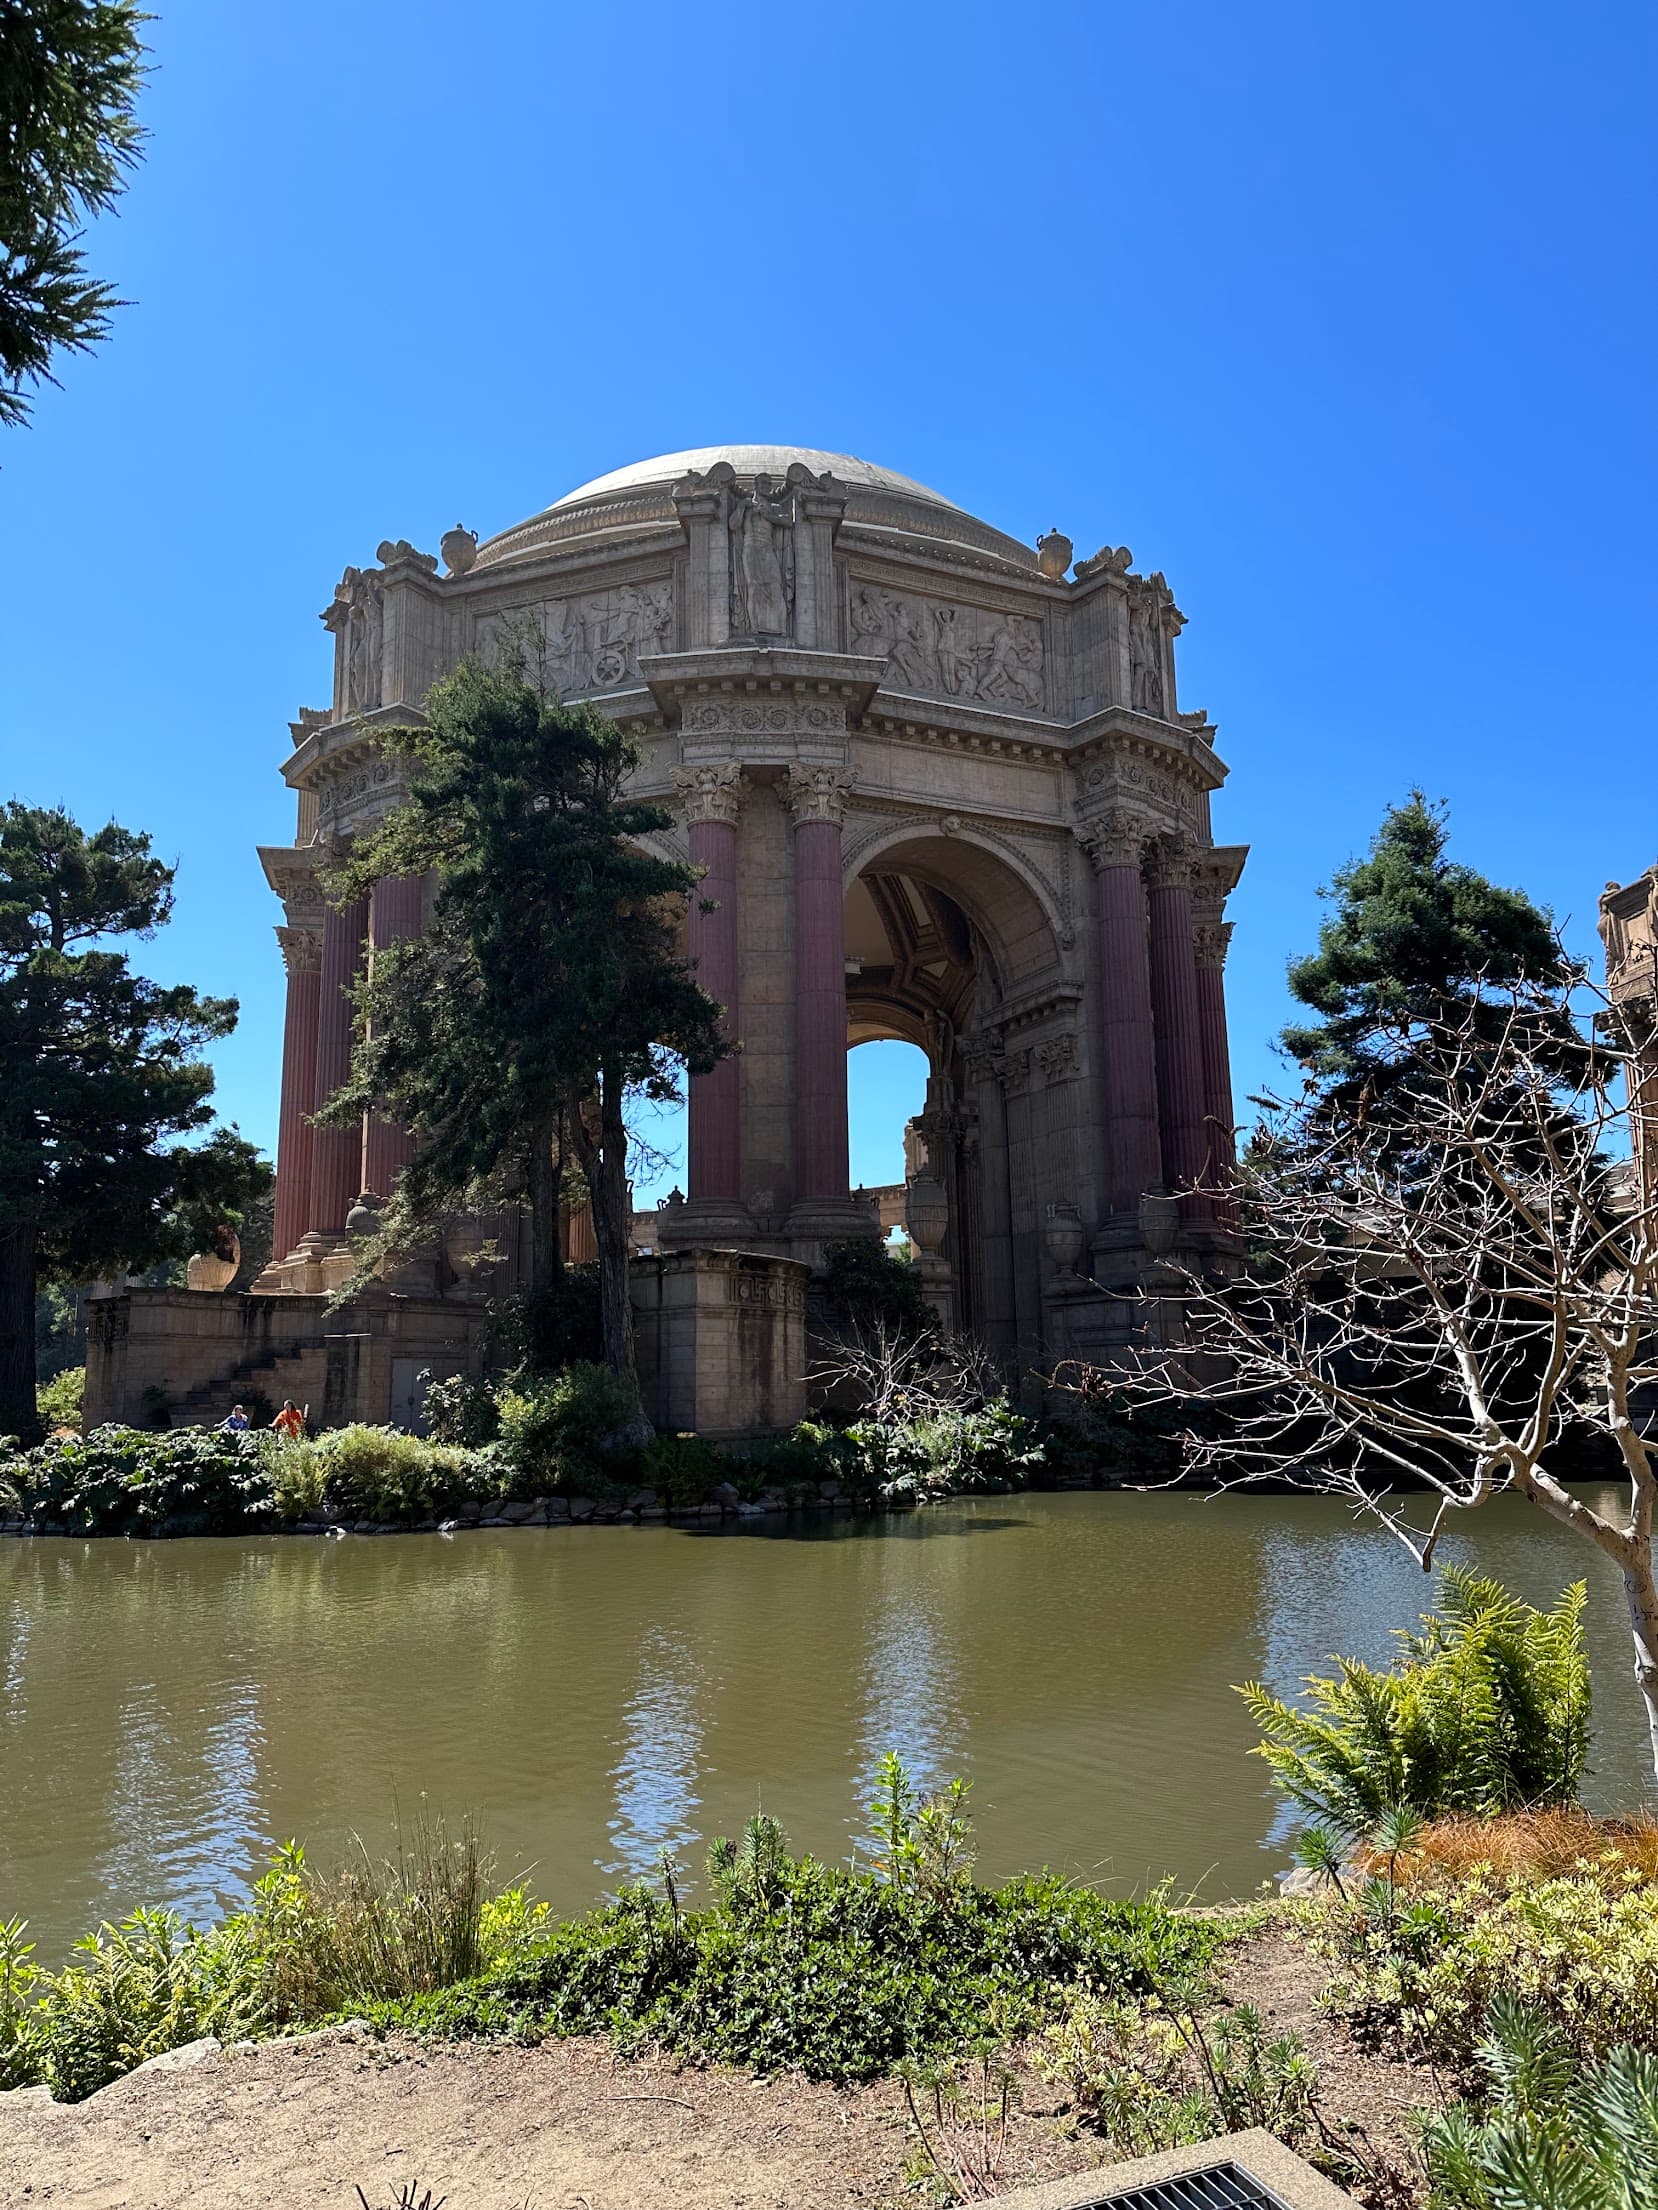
280, 705, 427, 788
641, 647, 885, 716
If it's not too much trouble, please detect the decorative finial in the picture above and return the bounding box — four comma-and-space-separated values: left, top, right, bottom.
1036, 528, 1073, 580
441, 525, 478, 578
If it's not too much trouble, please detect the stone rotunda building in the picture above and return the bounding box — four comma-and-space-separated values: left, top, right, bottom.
87, 445, 1248, 1434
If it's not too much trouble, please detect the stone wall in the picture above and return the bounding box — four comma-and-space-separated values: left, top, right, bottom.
629, 1249, 809, 1437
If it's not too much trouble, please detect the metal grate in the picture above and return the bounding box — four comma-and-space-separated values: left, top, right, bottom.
1067, 2162, 1291, 2210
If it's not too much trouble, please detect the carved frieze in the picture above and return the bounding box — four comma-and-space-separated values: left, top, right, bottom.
478, 580, 674, 697
681, 698, 845, 738
849, 582, 1044, 712
672, 760, 749, 828
1080, 754, 1202, 826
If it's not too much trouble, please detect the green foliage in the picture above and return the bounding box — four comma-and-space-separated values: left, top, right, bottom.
1238, 1568, 1589, 1837
420, 1371, 502, 1450
320, 664, 728, 1381
1282, 793, 1575, 1104
0, 1, 147, 427
1036, 1991, 1320, 2160
1312, 1861, 1658, 2071
268, 1426, 493, 1526
492, 1360, 646, 1491
35, 1362, 82, 1429
385, 1843, 1221, 2086
821, 1237, 935, 1336
867, 1752, 977, 1898
1422, 1994, 1658, 2210
0, 803, 270, 1440
0, 1424, 274, 1533
840, 1398, 1047, 1501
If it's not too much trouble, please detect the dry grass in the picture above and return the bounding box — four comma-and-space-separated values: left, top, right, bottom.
1357, 1806, 1658, 1886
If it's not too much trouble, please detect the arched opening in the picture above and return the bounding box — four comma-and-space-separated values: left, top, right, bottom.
847, 1037, 930, 1249
843, 830, 1067, 1346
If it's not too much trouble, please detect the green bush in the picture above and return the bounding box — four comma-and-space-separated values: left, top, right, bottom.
1239, 1568, 1589, 1837
0, 1426, 275, 1534
422, 1371, 502, 1449
492, 1361, 645, 1494
821, 1237, 935, 1336
269, 1425, 491, 1525
35, 1365, 84, 1432
840, 1399, 1047, 1501
1423, 1992, 1658, 2209
1310, 1863, 1658, 2070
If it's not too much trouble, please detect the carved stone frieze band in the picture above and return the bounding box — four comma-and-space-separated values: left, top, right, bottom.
680, 697, 846, 738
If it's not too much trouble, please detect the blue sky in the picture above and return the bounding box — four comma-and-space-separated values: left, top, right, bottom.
6, 0, 1654, 1200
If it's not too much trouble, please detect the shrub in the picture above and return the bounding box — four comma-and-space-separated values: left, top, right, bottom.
1309, 1863, 1658, 2069
35, 1365, 84, 1432
1423, 1992, 1658, 2209
268, 1425, 491, 1525
640, 1429, 730, 1506
1358, 1807, 1658, 1888
493, 1361, 645, 1494
1239, 1568, 1589, 1837
841, 1399, 1047, 1501
422, 1372, 501, 1449
0, 1425, 275, 1534
820, 1237, 935, 1337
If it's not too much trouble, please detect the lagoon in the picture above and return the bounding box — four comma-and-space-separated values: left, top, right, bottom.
2, 1489, 1650, 1961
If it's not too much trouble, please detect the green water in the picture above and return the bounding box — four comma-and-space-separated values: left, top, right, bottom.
1, 1490, 1650, 1960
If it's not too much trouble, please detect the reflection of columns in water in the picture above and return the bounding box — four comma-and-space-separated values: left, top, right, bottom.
605, 1628, 704, 1885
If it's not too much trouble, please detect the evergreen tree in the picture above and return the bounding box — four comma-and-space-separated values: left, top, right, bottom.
0, 804, 270, 1441
323, 663, 729, 1409
1282, 792, 1578, 1114
1, 2, 147, 428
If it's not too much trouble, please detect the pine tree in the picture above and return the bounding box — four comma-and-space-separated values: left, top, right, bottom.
0, 3, 148, 428
323, 663, 729, 1410
0, 804, 270, 1441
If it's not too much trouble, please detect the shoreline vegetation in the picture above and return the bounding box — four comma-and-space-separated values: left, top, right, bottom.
7, 1589, 1658, 2207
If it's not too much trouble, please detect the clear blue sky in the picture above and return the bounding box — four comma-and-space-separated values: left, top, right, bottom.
6, 0, 1654, 1201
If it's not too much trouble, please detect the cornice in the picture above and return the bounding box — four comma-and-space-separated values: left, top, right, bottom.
281, 705, 425, 790
642, 646, 884, 718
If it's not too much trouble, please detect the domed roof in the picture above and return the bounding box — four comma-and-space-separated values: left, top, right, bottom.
474, 444, 1036, 575
547, 446, 962, 515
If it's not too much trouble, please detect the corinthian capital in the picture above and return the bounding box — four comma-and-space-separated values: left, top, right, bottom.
1192, 920, 1233, 969
1144, 831, 1198, 892
1077, 805, 1154, 871
672, 760, 749, 827
784, 763, 849, 829
276, 923, 323, 975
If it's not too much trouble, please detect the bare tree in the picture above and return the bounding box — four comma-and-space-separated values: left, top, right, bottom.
1069, 981, 1658, 1783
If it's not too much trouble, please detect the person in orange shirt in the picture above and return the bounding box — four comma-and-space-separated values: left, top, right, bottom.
271, 1400, 307, 1440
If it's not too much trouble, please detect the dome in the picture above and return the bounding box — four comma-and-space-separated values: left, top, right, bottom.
547, 446, 963, 515
474, 443, 1036, 575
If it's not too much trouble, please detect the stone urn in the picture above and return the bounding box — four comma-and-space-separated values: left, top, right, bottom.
1036, 529, 1073, 580
904, 1174, 949, 1258
441, 525, 478, 577
1138, 1190, 1180, 1256
185, 1226, 240, 1293
1043, 1202, 1086, 1274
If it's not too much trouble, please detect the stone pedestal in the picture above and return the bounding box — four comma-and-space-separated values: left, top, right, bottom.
629, 1248, 809, 1437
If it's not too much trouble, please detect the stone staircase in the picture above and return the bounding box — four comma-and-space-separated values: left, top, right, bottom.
168, 1334, 330, 1426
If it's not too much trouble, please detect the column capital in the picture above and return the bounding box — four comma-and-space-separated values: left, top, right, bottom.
276, 922, 323, 974
1077, 805, 1155, 871
1193, 919, 1234, 970
1144, 831, 1198, 892
672, 759, 749, 827
784, 762, 849, 829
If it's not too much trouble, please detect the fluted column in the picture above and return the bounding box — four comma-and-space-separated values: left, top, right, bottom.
309, 892, 370, 1238
1192, 890, 1238, 1223
1146, 836, 1211, 1218
675, 763, 747, 1209
272, 926, 322, 1259
786, 765, 851, 1208
361, 872, 425, 1198
1083, 810, 1163, 1215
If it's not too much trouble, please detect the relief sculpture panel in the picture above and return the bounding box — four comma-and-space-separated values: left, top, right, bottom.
477, 580, 674, 696
849, 583, 1045, 713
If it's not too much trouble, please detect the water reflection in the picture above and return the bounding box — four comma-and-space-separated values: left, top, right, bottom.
1, 1492, 1652, 1961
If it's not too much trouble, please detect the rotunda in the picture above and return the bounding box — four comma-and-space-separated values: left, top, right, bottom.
254, 443, 1246, 1386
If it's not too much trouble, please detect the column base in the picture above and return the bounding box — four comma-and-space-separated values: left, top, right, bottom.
655, 1195, 758, 1250
783, 1194, 882, 1245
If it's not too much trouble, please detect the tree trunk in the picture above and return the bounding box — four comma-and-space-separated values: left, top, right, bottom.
524, 1114, 566, 1373
1621, 1546, 1658, 1791
0, 1220, 41, 1446
575, 1071, 653, 1443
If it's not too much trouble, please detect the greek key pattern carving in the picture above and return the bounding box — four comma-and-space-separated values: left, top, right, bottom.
724, 1272, 807, 1312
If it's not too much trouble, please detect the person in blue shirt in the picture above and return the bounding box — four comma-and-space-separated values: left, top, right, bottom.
219, 1405, 250, 1433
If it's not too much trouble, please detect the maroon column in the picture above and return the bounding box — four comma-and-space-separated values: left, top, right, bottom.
1088, 813, 1163, 1214
686, 813, 742, 1203
309, 893, 369, 1236
1146, 840, 1212, 1217
791, 788, 850, 1204
361, 872, 424, 1198
1194, 919, 1238, 1222
272, 928, 321, 1260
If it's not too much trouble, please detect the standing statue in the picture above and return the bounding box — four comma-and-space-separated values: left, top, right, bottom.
1129, 599, 1164, 715
347, 576, 384, 712
725, 473, 796, 638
